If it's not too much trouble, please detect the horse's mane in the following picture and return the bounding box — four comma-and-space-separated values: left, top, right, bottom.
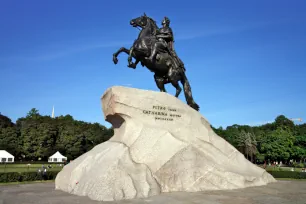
146, 16, 159, 35
147, 17, 158, 29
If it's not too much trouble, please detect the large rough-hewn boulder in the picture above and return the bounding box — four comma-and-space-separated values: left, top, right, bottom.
55, 86, 276, 201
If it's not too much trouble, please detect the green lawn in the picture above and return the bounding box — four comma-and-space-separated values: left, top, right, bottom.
276, 178, 306, 181
265, 166, 304, 172
0, 163, 63, 172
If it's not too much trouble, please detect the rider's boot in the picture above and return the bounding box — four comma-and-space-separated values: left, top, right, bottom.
148, 44, 158, 63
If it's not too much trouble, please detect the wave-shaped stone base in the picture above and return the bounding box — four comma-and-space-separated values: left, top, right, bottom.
55, 86, 276, 201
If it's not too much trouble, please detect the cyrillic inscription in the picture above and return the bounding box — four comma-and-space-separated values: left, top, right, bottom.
143, 105, 182, 121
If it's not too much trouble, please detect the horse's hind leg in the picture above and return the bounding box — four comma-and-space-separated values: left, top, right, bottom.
168, 67, 182, 98
171, 80, 182, 98
154, 74, 168, 92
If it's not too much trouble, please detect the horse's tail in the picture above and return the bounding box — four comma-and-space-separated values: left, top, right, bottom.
180, 71, 200, 111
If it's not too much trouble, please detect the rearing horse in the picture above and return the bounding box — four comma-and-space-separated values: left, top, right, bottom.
112, 13, 200, 111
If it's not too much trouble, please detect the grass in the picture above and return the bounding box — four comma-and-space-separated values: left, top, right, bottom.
265, 166, 304, 172
0, 180, 55, 186
0, 163, 63, 172
276, 178, 306, 181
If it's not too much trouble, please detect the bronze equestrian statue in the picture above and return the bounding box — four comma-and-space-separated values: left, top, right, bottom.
112, 13, 200, 111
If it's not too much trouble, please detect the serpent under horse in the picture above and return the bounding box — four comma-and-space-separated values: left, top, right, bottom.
112, 13, 199, 111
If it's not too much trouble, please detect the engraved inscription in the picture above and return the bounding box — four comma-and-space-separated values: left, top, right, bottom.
143, 105, 182, 121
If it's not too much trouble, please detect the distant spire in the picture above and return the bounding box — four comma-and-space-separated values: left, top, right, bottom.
52, 106, 55, 118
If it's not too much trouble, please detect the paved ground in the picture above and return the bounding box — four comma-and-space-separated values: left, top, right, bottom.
0, 180, 305, 204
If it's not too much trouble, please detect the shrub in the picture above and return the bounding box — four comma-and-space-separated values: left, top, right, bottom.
0, 171, 60, 183
292, 162, 305, 168
267, 171, 306, 179
45, 171, 59, 180
21, 172, 40, 181
0, 172, 21, 182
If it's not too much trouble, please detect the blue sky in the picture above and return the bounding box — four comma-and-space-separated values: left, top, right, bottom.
0, 0, 305, 128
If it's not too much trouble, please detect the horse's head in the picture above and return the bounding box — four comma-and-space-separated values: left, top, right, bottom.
130, 13, 158, 31
130, 13, 149, 28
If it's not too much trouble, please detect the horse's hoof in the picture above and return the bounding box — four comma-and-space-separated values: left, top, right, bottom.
128, 63, 136, 69
113, 56, 118, 64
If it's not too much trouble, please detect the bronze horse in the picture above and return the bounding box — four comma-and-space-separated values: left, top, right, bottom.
112, 13, 199, 111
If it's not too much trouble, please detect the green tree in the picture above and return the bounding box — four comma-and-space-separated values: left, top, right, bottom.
237, 130, 257, 162
35, 120, 58, 160
260, 127, 295, 161
26, 108, 40, 119
292, 146, 306, 162
275, 115, 295, 131
223, 125, 241, 147
0, 114, 20, 157
0, 114, 14, 128
293, 124, 306, 162
0, 126, 18, 155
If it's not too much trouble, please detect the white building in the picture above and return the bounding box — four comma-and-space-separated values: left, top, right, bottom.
48, 151, 67, 163
0, 150, 14, 163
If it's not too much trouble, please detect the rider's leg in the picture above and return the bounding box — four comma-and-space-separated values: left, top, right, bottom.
148, 43, 159, 61
128, 47, 134, 66
148, 42, 164, 62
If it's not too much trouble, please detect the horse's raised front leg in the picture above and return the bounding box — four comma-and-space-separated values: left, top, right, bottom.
128, 58, 140, 69
113, 47, 129, 64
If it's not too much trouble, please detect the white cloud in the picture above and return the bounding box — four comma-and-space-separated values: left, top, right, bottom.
245, 120, 275, 126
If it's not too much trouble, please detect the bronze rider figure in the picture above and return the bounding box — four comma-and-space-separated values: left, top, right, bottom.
148, 16, 185, 71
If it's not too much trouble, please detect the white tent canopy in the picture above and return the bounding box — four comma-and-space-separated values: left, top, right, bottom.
48, 151, 67, 163
0, 150, 14, 163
